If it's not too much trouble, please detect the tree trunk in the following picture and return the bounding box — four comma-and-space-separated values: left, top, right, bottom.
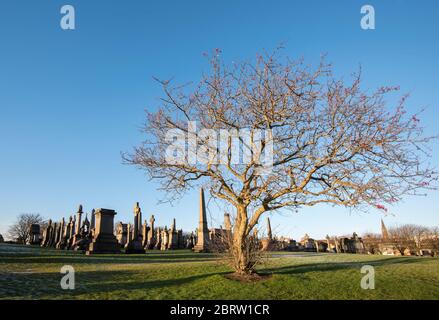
231, 206, 253, 275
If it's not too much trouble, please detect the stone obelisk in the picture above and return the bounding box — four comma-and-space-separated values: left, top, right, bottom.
193, 188, 210, 252
381, 219, 389, 240
267, 217, 272, 240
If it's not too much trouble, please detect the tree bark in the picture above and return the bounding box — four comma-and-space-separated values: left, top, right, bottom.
232, 206, 253, 275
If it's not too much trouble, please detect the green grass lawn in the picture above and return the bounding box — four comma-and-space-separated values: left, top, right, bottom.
0, 243, 438, 300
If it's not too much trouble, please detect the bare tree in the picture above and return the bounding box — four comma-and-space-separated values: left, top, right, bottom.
8, 213, 46, 244
425, 226, 439, 254
362, 232, 382, 254
125, 49, 437, 275
389, 224, 430, 254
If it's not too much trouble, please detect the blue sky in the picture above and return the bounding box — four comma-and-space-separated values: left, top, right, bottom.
0, 0, 438, 240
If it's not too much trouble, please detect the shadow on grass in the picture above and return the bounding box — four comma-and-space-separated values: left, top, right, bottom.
0, 251, 433, 299
0, 244, 215, 265
0, 255, 216, 265
0, 268, 229, 299
259, 256, 426, 276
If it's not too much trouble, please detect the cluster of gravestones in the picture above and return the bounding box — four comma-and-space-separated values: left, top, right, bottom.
33, 202, 201, 255
31, 188, 267, 255
115, 202, 197, 254
28, 188, 238, 254
34, 204, 95, 252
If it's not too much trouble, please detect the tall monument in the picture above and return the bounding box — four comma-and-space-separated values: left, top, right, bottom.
124, 202, 145, 253
168, 218, 178, 249
146, 215, 155, 249
193, 188, 210, 252
72, 204, 83, 247
89, 209, 96, 237
381, 219, 389, 240
267, 217, 272, 240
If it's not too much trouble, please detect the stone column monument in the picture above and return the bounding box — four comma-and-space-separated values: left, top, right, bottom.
168, 218, 178, 249
124, 203, 145, 254
193, 188, 210, 252
161, 226, 169, 250
72, 205, 83, 247
125, 223, 132, 246
325, 235, 331, 252
142, 220, 148, 248
137, 205, 142, 241
86, 208, 120, 255
146, 215, 155, 249
48, 222, 57, 247
89, 209, 96, 237
58, 217, 70, 249
67, 216, 76, 249
154, 227, 162, 250
41, 219, 53, 247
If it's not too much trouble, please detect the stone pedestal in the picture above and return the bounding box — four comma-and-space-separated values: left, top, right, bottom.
124, 224, 145, 254
86, 209, 120, 255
